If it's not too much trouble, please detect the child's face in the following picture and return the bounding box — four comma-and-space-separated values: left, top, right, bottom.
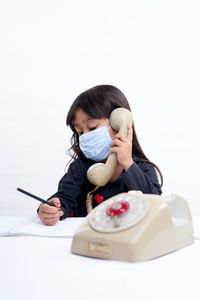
74, 108, 116, 139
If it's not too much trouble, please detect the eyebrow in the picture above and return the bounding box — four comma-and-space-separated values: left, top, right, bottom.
74, 117, 94, 128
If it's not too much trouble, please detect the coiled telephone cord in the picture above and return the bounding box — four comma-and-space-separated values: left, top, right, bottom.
86, 185, 100, 214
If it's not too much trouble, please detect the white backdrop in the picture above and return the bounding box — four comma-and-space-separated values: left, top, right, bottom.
0, 0, 199, 216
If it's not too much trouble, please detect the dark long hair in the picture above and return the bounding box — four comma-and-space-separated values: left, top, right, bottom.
66, 84, 163, 186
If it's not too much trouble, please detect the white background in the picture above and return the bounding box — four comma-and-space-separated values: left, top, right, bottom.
0, 0, 200, 216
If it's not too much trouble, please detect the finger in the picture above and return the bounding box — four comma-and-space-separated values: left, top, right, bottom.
44, 218, 59, 226
59, 210, 64, 217
48, 198, 61, 207
109, 147, 120, 154
42, 211, 61, 219
113, 133, 127, 142
110, 139, 123, 147
39, 209, 59, 216
127, 124, 133, 142
43, 216, 59, 222
40, 203, 59, 214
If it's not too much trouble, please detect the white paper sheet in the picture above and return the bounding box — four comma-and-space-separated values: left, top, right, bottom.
0, 215, 85, 238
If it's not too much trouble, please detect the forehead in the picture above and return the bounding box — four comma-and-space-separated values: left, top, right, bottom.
73, 109, 93, 127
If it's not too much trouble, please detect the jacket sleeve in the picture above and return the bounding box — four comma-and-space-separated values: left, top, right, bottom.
123, 162, 162, 195
37, 159, 85, 220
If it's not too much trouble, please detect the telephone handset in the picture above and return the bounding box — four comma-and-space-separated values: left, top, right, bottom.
87, 107, 133, 187
86, 107, 133, 213
87, 107, 133, 186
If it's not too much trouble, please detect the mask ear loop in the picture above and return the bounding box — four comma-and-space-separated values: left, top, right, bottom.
86, 185, 100, 214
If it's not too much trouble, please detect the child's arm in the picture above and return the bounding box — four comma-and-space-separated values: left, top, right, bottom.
38, 158, 85, 222
123, 162, 162, 195
109, 124, 162, 194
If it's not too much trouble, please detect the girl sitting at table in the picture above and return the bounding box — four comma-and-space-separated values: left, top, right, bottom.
38, 84, 163, 225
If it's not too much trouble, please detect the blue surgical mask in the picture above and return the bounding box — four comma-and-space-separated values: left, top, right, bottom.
79, 126, 112, 162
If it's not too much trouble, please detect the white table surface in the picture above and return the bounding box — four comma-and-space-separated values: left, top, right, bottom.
0, 216, 200, 300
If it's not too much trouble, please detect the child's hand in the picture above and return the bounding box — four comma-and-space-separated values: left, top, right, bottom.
109, 123, 134, 171
38, 197, 64, 226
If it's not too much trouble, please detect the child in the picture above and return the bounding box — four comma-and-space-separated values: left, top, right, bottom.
38, 85, 163, 225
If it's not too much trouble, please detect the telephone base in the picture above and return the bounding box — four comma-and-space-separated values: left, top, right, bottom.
71, 192, 194, 262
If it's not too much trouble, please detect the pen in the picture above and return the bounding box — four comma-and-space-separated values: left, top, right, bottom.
16, 187, 61, 210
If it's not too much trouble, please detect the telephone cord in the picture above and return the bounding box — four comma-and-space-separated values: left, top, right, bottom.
86, 185, 100, 214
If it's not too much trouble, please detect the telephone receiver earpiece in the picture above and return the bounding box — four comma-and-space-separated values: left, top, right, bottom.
87, 108, 133, 186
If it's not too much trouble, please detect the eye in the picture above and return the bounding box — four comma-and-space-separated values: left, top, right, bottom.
89, 127, 96, 131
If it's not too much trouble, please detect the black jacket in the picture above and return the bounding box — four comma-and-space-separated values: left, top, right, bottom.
45, 157, 162, 219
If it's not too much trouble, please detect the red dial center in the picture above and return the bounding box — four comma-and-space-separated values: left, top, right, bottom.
106, 201, 130, 216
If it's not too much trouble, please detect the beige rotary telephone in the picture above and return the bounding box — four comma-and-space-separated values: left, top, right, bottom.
86, 107, 133, 213
71, 108, 194, 262
71, 191, 194, 262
